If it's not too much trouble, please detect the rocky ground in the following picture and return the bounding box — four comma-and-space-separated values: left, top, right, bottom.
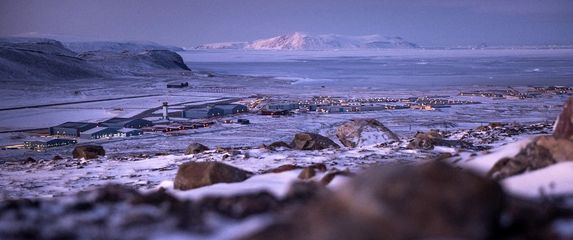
1, 96, 573, 239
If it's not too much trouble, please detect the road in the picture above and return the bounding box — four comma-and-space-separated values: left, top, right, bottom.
0, 94, 161, 111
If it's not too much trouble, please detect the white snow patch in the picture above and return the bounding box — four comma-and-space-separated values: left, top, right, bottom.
433, 146, 457, 154
502, 162, 573, 198
458, 138, 532, 174
166, 170, 303, 200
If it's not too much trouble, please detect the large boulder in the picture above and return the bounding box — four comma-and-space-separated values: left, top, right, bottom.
488, 136, 573, 179
72, 145, 105, 159
245, 161, 504, 240
536, 136, 573, 161
554, 96, 573, 139
335, 119, 399, 148
185, 143, 209, 155
407, 131, 444, 149
290, 132, 340, 150
174, 161, 252, 190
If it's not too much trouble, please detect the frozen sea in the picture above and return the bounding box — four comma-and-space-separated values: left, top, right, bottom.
181, 48, 573, 90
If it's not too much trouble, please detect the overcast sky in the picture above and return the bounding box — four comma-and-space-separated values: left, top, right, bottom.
1, 0, 572, 47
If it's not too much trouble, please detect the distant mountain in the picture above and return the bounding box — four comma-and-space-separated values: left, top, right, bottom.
195, 42, 248, 50
196, 32, 418, 50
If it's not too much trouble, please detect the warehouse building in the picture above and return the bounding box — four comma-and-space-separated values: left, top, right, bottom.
211, 104, 248, 115
116, 128, 144, 137
49, 122, 98, 137
25, 139, 77, 151
80, 127, 118, 140
264, 103, 300, 111
181, 108, 224, 119
99, 118, 153, 129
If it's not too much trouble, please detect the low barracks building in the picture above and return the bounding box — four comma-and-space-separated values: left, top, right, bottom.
49, 122, 97, 137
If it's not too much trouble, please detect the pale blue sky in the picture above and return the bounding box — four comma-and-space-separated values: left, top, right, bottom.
1, 0, 572, 47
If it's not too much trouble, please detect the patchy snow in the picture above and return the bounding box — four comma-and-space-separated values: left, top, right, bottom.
502, 162, 573, 198
457, 138, 533, 174
166, 170, 302, 200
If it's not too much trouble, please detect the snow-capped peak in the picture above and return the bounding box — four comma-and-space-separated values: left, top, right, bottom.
195, 32, 418, 50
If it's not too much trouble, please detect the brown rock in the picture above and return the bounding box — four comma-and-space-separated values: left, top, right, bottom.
185, 143, 209, 155
407, 131, 443, 150
72, 145, 105, 159
309, 163, 327, 172
246, 161, 504, 240
199, 191, 280, 219
297, 167, 316, 180
284, 181, 325, 203
336, 119, 399, 148
174, 161, 252, 190
319, 170, 354, 186
554, 96, 573, 139
290, 132, 340, 150
488, 135, 573, 180
267, 164, 301, 173
536, 136, 573, 161
488, 141, 554, 180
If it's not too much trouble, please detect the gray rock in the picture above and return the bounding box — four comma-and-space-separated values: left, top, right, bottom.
336, 119, 399, 147
174, 161, 252, 190
290, 132, 340, 150
72, 145, 105, 159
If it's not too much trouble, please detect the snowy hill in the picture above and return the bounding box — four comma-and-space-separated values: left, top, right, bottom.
63, 41, 184, 53
0, 37, 190, 81
0, 38, 103, 81
13, 33, 184, 53
196, 32, 418, 50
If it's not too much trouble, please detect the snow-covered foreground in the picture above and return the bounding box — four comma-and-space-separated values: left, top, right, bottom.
0, 142, 424, 200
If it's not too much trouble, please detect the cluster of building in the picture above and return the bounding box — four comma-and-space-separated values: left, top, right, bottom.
181, 104, 248, 119
24, 118, 153, 150
258, 95, 480, 115
459, 89, 532, 100
49, 118, 152, 139
19, 102, 253, 151
142, 121, 215, 133
459, 87, 573, 100
528, 86, 573, 95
